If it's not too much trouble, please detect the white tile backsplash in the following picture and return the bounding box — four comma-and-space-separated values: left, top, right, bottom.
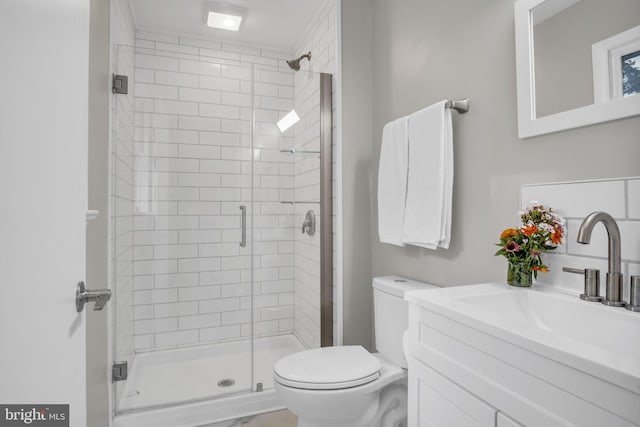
179, 87, 222, 104
135, 83, 179, 100
621, 221, 640, 262
135, 54, 180, 72
178, 116, 221, 132
154, 100, 199, 116
154, 301, 198, 318
198, 76, 241, 92
155, 330, 199, 347
521, 177, 640, 301
155, 42, 200, 56
628, 179, 640, 219
154, 273, 198, 288
521, 180, 626, 219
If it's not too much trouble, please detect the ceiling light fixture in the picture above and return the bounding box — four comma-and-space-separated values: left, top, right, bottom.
206, 2, 246, 32
277, 110, 300, 133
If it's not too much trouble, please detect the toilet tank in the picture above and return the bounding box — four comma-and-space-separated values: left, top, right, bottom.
373, 276, 438, 368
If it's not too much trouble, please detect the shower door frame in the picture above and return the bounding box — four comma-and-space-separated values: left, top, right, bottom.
319, 73, 334, 347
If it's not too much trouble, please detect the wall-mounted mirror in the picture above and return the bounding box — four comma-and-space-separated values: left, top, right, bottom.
515, 0, 640, 138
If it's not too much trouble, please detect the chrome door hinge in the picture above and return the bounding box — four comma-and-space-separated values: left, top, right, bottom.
112, 361, 128, 382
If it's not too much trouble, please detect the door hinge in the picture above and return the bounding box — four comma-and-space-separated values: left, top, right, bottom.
112, 74, 128, 94
112, 361, 128, 382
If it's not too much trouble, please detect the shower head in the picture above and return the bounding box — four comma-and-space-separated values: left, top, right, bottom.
286, 52, 311, 71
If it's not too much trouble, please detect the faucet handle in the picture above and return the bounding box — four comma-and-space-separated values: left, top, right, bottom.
562, 267, 602, 302
562, 267, 586, 275
625, 276, 640, 312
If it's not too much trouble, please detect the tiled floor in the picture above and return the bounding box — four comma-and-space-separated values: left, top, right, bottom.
202, 410, 298, 427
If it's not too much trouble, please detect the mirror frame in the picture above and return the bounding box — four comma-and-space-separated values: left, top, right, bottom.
514, 0, 640, 138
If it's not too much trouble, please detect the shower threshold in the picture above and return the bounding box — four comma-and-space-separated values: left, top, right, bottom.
113, 334, 305, 427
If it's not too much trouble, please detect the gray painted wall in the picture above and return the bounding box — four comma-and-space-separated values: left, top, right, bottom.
340, 0, 374, 350
87, 0, 110, 425
362, 0, 640, 337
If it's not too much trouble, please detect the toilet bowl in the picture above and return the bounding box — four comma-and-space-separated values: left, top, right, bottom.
273, 276, 437, 427
274, 346, 406, 427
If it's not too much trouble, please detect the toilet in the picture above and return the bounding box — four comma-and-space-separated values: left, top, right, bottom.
273, 276, 438, 427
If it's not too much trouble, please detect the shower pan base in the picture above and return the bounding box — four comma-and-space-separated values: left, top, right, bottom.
113, 334, 305, 427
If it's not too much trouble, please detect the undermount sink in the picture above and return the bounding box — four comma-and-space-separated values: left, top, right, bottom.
405, 283, 640, 394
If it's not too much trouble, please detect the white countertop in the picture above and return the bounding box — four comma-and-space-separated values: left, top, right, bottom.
405, 283, 640, 395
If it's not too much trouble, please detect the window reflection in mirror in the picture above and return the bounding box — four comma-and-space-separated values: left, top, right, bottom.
623, 50, 640, 96
532, 0, 640, 118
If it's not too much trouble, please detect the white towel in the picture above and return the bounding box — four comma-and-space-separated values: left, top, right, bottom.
402, 101, 453, 249
377, 116, 409, 246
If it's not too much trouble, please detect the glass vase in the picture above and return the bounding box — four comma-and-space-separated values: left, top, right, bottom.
507, 260, 533, 287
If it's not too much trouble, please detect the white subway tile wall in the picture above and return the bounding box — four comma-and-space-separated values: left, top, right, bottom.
292, 0, 338, 348
521, 177, 640, 299
129, 31, 299, 351
110, 0, 137, 405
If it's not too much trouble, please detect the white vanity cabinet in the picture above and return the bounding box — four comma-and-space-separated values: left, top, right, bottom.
404, 285, 640, 427
407, 354, 496, 426
407, 353, 525, 427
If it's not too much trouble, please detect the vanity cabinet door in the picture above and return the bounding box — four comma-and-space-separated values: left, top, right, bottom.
407, 356, 496, 427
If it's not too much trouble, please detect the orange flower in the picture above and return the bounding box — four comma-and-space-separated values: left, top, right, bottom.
550, 226, 563, 244
533, 266, 549, 273
521, 225, 538, 236
500, 228, 519, 239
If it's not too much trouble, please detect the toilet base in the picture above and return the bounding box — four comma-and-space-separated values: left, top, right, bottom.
287, 380, 407, 427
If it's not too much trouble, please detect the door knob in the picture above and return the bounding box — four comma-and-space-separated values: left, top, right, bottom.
76, 281, 111, 312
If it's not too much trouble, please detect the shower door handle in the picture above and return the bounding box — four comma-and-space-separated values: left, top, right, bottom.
239, 205, 247, 247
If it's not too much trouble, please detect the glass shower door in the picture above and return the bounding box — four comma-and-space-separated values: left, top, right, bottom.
112, 44, 256, 413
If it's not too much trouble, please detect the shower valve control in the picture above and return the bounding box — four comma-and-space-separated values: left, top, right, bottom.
302, 210, 316, 236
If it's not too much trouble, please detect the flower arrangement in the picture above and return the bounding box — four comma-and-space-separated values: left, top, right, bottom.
495, 202, 565, 286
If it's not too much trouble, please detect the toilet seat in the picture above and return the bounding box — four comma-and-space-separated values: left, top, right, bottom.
274, 346, 381, 390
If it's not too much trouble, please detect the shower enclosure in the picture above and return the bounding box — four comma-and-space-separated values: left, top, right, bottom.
110, 41, 332, 424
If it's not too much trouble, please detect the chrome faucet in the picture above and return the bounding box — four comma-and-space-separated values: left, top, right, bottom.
576, 211, 626, 307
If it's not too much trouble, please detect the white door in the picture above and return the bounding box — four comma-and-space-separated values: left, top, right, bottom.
0, 0, 89, 425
